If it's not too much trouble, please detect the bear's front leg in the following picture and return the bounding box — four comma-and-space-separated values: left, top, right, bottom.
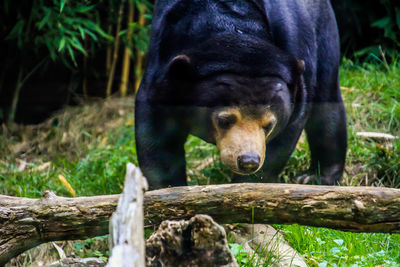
297, 102, 347, 185
135, 103, 189, 190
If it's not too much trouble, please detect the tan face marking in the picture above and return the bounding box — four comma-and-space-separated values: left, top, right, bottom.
213, 107, 277, 174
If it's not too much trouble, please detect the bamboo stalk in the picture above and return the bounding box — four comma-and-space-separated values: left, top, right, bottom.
105, 1, 114, 74
119, 0, 135, 97
7, 67, 23, 128
134, 3, 146, 94
0, 68, 6, 96
106, 25, 113, 74
82, 38, 88, 100
7, 59, 47, 128
106, 0, 126, 98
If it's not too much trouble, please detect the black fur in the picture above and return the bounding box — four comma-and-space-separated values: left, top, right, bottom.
135, 0, 347, 189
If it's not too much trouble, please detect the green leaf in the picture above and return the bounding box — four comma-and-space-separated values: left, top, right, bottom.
334, 239, 344, 246
74, 242, 85, 251
7, 20, 25, 39
83, 29, 98, 41
354, 45, 381, 58
78, 27, 85, 39
67, 45, 77, 66
38, 10, 51, 30
45, 39, 57, 61
330, 247, 341, 254
396, 8, 400, 30
128, 22, 138, 28
70, 37, 86, 55
93, 24, 113, 40
58, 38, 66, 51
75, 5, 95, 13
371, 17, 391, 29
60, 0, 66, 13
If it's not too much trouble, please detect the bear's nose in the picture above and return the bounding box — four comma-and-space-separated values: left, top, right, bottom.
237, 153, 260, 173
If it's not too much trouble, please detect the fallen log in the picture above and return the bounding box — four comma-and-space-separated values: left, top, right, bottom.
0, 191, 117, 266
1, 183, 400, 265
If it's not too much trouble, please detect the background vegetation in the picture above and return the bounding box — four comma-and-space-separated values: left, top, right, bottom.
0, 0, 400, 125
0, 0, 152, 124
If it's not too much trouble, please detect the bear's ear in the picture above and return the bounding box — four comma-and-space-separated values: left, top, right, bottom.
296, 59, 305, 75
167, 55, 196, 81
289, 59, 305, 103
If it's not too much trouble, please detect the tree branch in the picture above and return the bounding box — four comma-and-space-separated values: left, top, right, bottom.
1, 183, 400, 265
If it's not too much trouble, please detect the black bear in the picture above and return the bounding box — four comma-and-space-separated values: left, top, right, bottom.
135, 0, 347, 189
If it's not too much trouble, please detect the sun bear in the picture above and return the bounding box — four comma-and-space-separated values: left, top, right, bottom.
135, 0, 347, 189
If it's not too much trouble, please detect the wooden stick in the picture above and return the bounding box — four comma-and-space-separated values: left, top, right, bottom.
356, 131, 398, 141
1, 183, 400, 265
108, 163, 147, 266
82, 37, 89, 100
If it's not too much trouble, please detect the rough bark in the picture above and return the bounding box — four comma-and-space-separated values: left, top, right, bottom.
107, 163, 148, 267
146, 214, 238, 267
44, 257, 106, 267
144, 184, 400, 233
0, 190, 117, 266
1, 183, 400, 265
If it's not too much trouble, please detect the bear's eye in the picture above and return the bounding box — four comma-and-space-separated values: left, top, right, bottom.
217, 115, 236, 130
263, 121, 275, 135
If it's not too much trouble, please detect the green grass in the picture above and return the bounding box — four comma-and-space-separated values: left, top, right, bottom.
229, 242, 279, 266
339, 57, 400, 188
0, 125, 136, 198
276, 224, 400, 267
0, 58, 399, 265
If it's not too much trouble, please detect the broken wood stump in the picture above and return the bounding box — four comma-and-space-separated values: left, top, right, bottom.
146, 214, 238, 267
107, 163, 148, 267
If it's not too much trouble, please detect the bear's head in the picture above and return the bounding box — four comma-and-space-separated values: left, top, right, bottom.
192, 71, 304, 174
151, 35, 306, 175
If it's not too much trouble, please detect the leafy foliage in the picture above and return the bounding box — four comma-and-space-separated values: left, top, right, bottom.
3, 0, 151, 67
6, 1, 107, 67
277, 224, 400, 266
0, 0, 153, 125
333, 0, 400, 58
371, 0, 400, 48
